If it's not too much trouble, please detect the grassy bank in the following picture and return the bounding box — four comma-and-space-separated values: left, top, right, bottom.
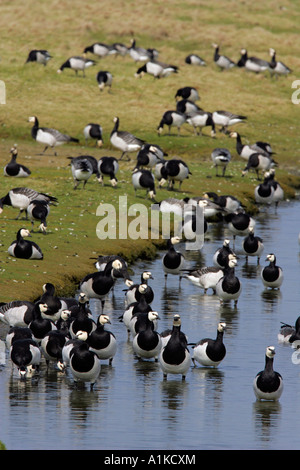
0, 0, 300, 302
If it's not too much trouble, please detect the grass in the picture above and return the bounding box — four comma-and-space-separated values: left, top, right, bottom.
0, 0, 300, 302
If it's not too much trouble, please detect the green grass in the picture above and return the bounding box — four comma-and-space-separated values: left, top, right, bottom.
0, 0, 299, 302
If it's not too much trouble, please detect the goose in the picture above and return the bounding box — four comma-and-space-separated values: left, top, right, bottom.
125, 271, 154, 306
29, 116, 79, 155
153, 161, 168, 185
253, 346, 283, 401
192, 322, 226, 368
132, 168, 156, 200
110, 42, 128, 57
203, 191, 243, 213
237, 48, 270, 73
261, 253, 283, 289
110, 116, 145, 161
215, 255, 242, 306
184, 196, 225, 219
176, 99, 202, 115
128, 39, 153, 62
96, 70, 113, 92
0, 187, 57, 219
87, 314, 117, 364
61, 331, 89, 368
152, 197, 187, 217
254, 174, 275, 205
269, 48, 291, 77
68, 156, 94, 189
25, 49, 52, 66
39, 283, 63, 323
160, 315, 188, 349
163, 158, 191, 190
4, 145, 31, 177
157, 110, 186, 136
79, 259, 124, 310
213, 239, 236, 269
57, 56, 96, 76
69, 293, 97, 339
129, 308, 159, 338
159, 314, 191, 380
183, 264, 225, 294
211, 148, 231, 177
212, 111, 247, 134
28, 302, 57, 344
241, 153, 275, 180
278, 317, 300, 344
83, 123, 103, 147
264, 169, 284, 210
185, 54, 206, 66
230, 132, 272, 160
224, 211, 256, 243
242, 226, 264, 264
0, 300, 36, 327
97, 156, 119, 187
186, 111, 216, 137
121, 284, 153, 336
162, 236, 185, 285
180, 205, 208, 242
212, 44, 235, 70
175, 86, 200, 102
135, 61, 178, 79
27, 199, 50, 233
5, 326, 33, 350
93, 254, 131, 285
69, 341, 101, 390
83, 42, 113, 57
10, 338, 41, 378
136, 144, 167, 169
77, 155, 100, 180
40, 329, 69, 370
132, 311, 162, 361
8, 228, 43, 260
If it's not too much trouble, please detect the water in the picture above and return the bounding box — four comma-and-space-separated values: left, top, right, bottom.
1, 199, 300, 451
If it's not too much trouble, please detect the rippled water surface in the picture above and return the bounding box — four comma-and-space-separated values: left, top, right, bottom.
1, 199, 300, 450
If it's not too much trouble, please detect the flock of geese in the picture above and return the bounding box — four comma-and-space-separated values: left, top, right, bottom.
0, 36, 294, 401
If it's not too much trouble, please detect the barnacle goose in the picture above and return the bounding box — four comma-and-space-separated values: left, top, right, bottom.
83, 123, 103, 147
211, 148, 231, 177
237, 49, 270, 73
230, 132, 272, 160
98, 156, 119, 187
25, 49, 52, 66
264, 169, 284, 210
68, 156, 94, 189
269, 48, 291, 77
241, 153, 275, 180
163, 158, 191, 190
8, 228, 43, 260
132, 311, 162, 361
136, 144, 167, 169
185, 54, 206, 66
27, 199, 50, 233
87, 314, 117, 364
175, 86, 200, 102
69, 341, 101, 390
215, 255, 242, 307
261, 253, 283, 289
83, 42, 113, 57
4, 145, 31, 177
192, 322, 226, 368
278, 317, 300, 345
203, 191, 243, 213
253, 346, 283, 401
135, 61, 178, 79
128, 39, 153, 62
157, 110, 187, 136
212, 111, 247, 134
10, 338, 41, 378
29, 116, 79, 155
57, 56, 96, 76
159, 314, 191, 380
212, 44, 235, 70
162, 236, 185, 285
186, 111, 216, 137
242, 226, 264, 264
110, 116, 145, 161
176, 99, 202, 115
254, 174, 275, 205
132, 168, 156, 200
96, 70, 113, 92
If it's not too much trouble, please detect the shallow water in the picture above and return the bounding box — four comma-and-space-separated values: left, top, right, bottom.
1, 198, 300, 450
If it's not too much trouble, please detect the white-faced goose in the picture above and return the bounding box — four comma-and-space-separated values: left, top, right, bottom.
253, 346, 283, 401
212, 44, 235, 70
29, 116, 79, 155
57, 56, 96, 76
110, 116, 145, 161
192, 322, 226, 368
25, 49, 52, 66
83, 123, 103, 147
4, 145, 31, 177
8, 228, 43, 260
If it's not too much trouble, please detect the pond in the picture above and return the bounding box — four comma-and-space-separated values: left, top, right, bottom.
0, 197, 300, 451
